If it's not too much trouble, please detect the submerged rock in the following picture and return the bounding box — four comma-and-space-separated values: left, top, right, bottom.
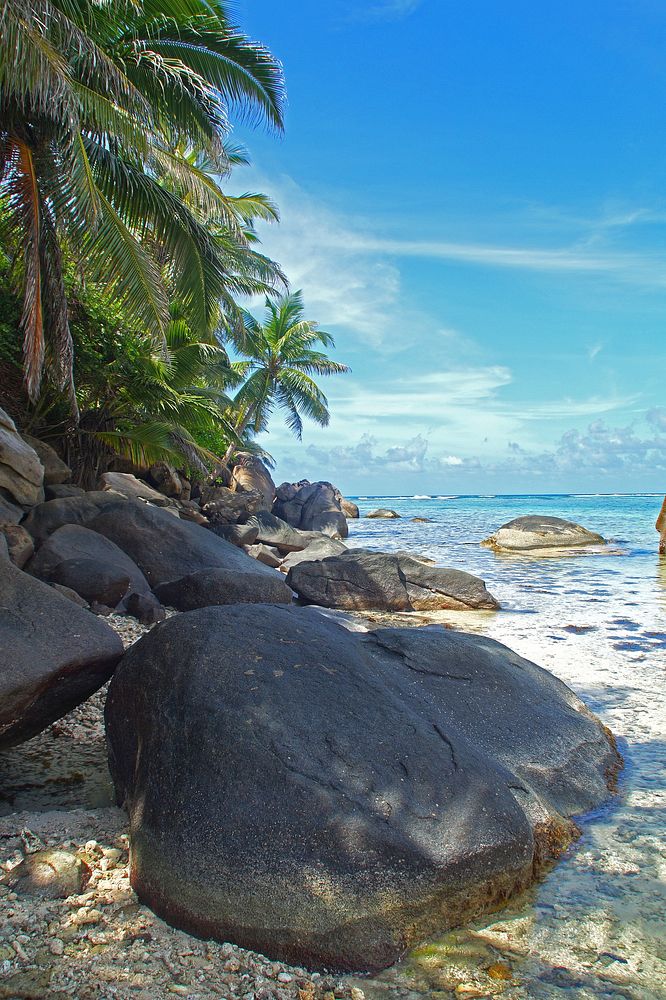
483, 515, 606, 552
106, 604, 620, 973
366, 509, 400, 519
656, 497, 666, 554
286, 549, 499, 611
0, 561, 123, 748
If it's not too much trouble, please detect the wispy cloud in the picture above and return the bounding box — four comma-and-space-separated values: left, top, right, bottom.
350, 0, 425, 23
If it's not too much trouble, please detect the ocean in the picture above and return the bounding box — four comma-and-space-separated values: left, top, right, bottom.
345, 493, 666, 999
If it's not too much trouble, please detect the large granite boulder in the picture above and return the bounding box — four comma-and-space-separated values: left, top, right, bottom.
26, 524, 152, 605
0, 408, 44, 506
88, 500, 281, 587
245, 511, 328, 554
230, 453, 275, 511
21, 491, 127, 544
340, 497, 359, 519
279, 535, 347, 572
0, 560, 123, 748
366, 509, 400, 519
273, 480, 348, 539
21, 434, 71, 485
106, 604, 620, 972
200, 484, 265, 526
287, 549, 499, 611
99, 471, 174, 507
483, 516, 605, 552
656, 497, 666, 554
154, 567, 292, 611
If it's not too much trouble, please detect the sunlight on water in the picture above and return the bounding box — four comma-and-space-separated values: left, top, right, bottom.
347, 494, 666, 1000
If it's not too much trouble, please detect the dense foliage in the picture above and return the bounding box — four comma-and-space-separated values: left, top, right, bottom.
0, 0, 349, 481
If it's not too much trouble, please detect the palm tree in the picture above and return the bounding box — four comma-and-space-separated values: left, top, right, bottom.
221, 291, 350, 468
0, 0, 285, 409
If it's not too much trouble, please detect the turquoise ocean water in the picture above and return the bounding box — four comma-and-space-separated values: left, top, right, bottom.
346, 494, 666, 1000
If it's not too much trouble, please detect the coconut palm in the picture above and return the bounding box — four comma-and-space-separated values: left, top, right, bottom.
0, 0, 285, 408
221, 291, 350, 467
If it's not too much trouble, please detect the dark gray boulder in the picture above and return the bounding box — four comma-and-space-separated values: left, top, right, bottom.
26, 524, 151, 604
50, 582, 89, 608
279, 535, 347, 573
287, 549, 499, 611
106, 605, 620, 973
125, 591, 166, 625
483, 515, 606, 552
0, 560, 123, 748
45, 484, 86, 500
48, 557, 131, 608
89, 502, 280, 588
21, 492, 126, 544
245, 511, 326, 554
210, 523, 260, 548
273, 480, 348, 538
154, 567, 292, 611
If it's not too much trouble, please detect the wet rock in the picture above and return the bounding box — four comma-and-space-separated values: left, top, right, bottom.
366, 509, 400, 519
0, 407, 44, 506
483, 516, 606, 552
154, 567, 293, 611
106, 604, 620, 973
0, 560, 123, 748
656, 497, 666, 554
21, 434, 71, 485
340, 497, 359, 519
287, 550, 499, 611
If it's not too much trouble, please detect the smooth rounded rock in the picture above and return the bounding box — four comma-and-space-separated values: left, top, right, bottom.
154, 567, 293, 610
483, 516, 605, 552
106, 605, 620, 973
366, 509, 400, 519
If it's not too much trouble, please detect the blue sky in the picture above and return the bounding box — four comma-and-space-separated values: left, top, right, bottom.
231, 0, 666, 495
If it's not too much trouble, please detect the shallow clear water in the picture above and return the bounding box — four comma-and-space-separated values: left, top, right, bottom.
347, 494, 666, 999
